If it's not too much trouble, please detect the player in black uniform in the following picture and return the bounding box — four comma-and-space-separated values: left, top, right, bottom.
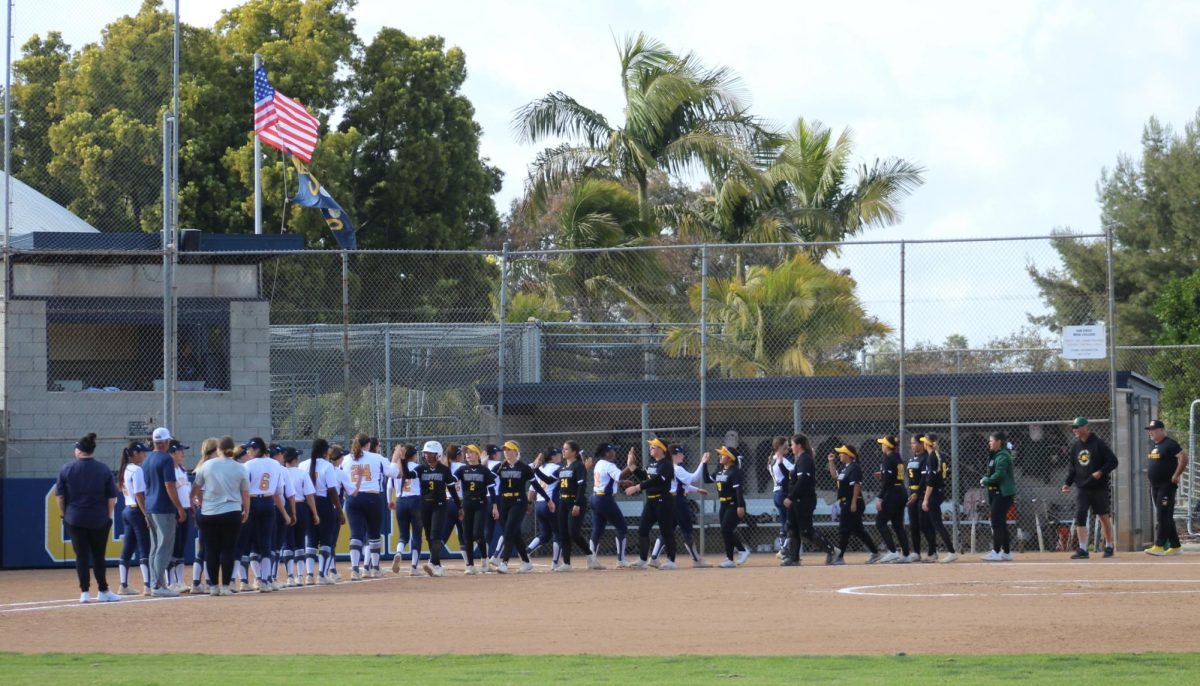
491, 440, 551, 574
1061, 417, 1118, 559
397, 440, 461, 577
873, 435, 911, 563
704, 446, 748, 568
782, 434, 836, 566
554, 441, 591, 572
456, 444, 497, 575
920, 434, 959, 563
1144, 420, 1188, 556
904, 434, 928, 563
625, 438, 679, 570
828, 445, 881, 565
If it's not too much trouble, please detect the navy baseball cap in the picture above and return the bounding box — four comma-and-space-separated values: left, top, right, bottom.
267, 443, 285, 455
671, 445, 688, 456
283, 447, 304, 460
546, 446, 563, 457
485, 444, 501, 457
168, 440, 190, 452
130, 442, 149, 452
242, 438, 266, 452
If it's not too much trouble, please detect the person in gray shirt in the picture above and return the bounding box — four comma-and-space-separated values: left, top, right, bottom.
193, 436, 250, 596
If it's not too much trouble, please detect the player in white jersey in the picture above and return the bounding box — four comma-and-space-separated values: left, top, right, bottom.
298, 439, 342, 584
769, 437, 795, 556
526, 447, 562, 565
116, 442, 151, 595
388, 444, 424, 576
342, 433, 399, 580
266, 444, 298, 589
168, 440, 194, 592
243, 437, 292, 592
588, 443, 634, 570
280, 446, 317, 586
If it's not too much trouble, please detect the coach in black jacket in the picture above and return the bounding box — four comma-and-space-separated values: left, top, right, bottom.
1060, 417, 1118, 559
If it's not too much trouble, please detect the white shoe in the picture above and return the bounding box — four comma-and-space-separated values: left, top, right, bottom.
175, 583, 191, 594
319, 575, 334, 585
423, 563, 434, 577
865, 553, 884, 564
286, 576, 296, 587
391, 556, 403, 573
648, 559, 661, 569
409, 567, 423, 577
922, 554, 939, 563
879, 551, 901, 564
79, 592, 92, 604
659, 561, 677, 570
258, 582, 272, 593
152, 587, 180, 598
496, 562, 509, 574
219, 586, 234, 596
587, 555, 605, 570
616, 560, 631, 569
209, 586, 221, 597
554, 563, 572, 573
517, 562, 533, 574
465, 565, 478, 576
693, 559, 712, 568
940, 552, 960, 563
905, 552, 921, 563
329, 571, 341, 582
432, 565, 445, 578
305, 574, 315, 586
351, 570, 363, 581
97, 590, 121, 603
632, 560, 649, 570
981, 551, 1002, 562
718, 559, 736, 568
117, 585, 138, 596
736, 549, 750, 566
776, 549, 786, 560
1000, 552, 1014, 561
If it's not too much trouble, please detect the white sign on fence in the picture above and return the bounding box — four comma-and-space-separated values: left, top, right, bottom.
1062, 325, 1107, 359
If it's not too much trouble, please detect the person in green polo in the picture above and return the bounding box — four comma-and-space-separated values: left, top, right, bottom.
980, 431, 1016, 561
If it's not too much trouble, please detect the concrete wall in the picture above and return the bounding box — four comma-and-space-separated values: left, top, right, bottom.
2, 299, 271, 478
13, 263, 259, 299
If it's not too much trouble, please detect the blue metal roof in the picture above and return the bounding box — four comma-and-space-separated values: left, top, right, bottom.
478, 371, 1156, 407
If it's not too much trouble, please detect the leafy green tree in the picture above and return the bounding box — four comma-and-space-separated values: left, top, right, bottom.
9, 32, 73, 204
1150, 271, 1200, 428
513, 32, 762, 221
663, 253, 889, 377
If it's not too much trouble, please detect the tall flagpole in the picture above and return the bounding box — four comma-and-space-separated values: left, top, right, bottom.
253, 53, 263, 235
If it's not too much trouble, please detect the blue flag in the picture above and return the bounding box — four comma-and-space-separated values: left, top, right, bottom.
290, 157, 357, 250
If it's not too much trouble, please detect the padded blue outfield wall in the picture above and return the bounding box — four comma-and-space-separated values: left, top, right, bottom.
0, 478, 464, 569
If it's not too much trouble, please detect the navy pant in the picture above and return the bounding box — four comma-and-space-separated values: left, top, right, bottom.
531, 500, 557, 551
638, 497, 676, 562
347, 492, 383, 543
311, 497, 338, 550
248, 498, 277, 574
589, 494, 627, 551
556, 499, 589, 565
922, 491, 955, 555
171, 509, 195, 564
120, 506, 150, 568
500, 499, 530, 563
773, 490, 788, 541
395, 496, 423, 560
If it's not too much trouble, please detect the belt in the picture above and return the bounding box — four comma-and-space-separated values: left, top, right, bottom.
719, 497, 733, 503
647, 494, 662, 500
251, 494, 272, 499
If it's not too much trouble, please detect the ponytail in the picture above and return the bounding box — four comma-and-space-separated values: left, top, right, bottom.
219, 436, 236, 458
118, 447, 132, 490
311, 438, 329, 484
351, 432, 369, 459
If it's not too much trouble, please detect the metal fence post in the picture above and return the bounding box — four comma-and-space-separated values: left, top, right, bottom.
950, 395, 960, 552
341, 250, 351, 441
793, 400, 802, 434
1105, 225, 1119, 542
161, 111, 174, 430
898, 241, 906, 448
384, 328, 392, 451
1190, 399, 1200, 536
497, 242, 509, 440
699, 244, 709, 553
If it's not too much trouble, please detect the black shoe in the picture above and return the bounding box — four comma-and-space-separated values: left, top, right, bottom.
780, 559, 799, 567
1103, 546, 1114, 558
1070, 549, 1089, 560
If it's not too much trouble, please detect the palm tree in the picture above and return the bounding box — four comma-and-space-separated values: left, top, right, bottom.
672, 118, 925, 282
662, 253, 890, 377
513, 32, 764, 221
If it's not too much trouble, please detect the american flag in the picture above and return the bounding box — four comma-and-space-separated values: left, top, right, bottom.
253, 66, 320, 163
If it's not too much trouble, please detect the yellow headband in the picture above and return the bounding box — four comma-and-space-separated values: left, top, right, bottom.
647, 438, 668, 452
834, 445, 857, 458
502, 440, 520, 451
876, 437, 896, 449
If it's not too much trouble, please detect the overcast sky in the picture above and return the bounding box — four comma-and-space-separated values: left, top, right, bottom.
9, 0, 1200, 343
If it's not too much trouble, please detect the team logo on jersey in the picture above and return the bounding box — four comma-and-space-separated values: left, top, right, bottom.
1078, 450, 1090, 465
1148, 448, 1160, 460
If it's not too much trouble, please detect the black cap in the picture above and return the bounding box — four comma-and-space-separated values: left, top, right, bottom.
283, 447, 304, 460
241, 438, 266, 452
1145, 420, 1165, 430
267, 443, 285, 455
130, 442, 149, 452
546, 446, 562, 457
671, 445, 688, 456
168, 440, 190, 452
485, 444, 501, 457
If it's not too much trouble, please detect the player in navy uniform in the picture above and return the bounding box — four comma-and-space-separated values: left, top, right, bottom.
553, 441, 591, 572
873, 435, 910, 563
588, 443, 634, 570
704, 446, 748, 568
490, 441, 552, 573
526, 447, 562, 565
782, 434, 836, 566
397, 440, 462, 577
920, 434, 959, 563
828, 444, 882, 565
456, 444, 497, 575
625, 439, 679, 570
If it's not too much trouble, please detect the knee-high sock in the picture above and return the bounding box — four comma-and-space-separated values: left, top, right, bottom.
683, 540, 700, 562
552, 542, 561, 565
249, 555, 262, 581
616, 536, 627, 562
318, 545, 333, 577
139, 562, 151, 587
305, 548, 317, 575
650, 538, 664, 561
349, 539, 363, 571
119, 563, 129, 586
368, 539, 381, 570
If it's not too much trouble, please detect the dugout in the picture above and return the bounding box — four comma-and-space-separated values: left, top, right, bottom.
478, 370, 1163, 551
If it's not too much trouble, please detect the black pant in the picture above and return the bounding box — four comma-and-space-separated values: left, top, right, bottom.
718, 501, 744, 561
462, 501, 489, 566
500, 499, 530, 563
1152, 482, 1181, 549
875, 488, 910, 555
786, 495, 832, 561
200, 511, 243, 587
922, 491, 955, 555
638, 497, 677, 562
989, 493, 1013, 554
556, 498, 589, 565
68, 522, 112, 593
837, 501, 878, 554
906, 494, 925, 556
420, 502, 448, 566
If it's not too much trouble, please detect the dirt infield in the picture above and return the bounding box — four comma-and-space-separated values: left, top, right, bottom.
3, 552, 1200, 656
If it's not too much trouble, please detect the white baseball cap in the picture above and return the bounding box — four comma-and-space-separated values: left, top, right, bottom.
422, 440, 443, 455
152, 427, 172, 442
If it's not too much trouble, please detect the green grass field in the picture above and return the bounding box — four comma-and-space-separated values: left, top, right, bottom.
0, 653, 1195, 684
